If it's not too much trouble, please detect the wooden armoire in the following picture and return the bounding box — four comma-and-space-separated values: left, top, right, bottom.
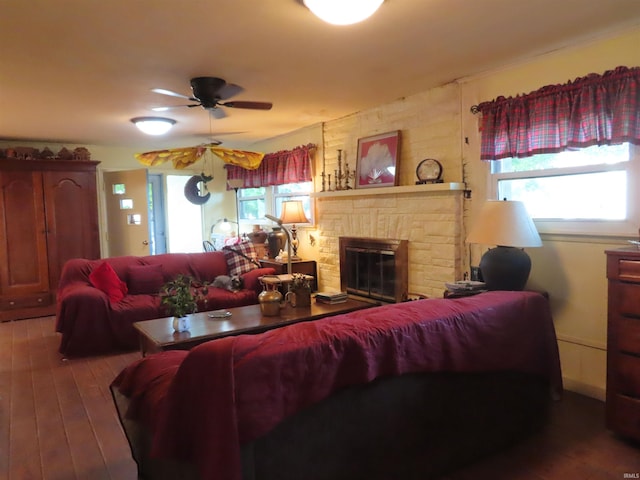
0, 158, 100, 321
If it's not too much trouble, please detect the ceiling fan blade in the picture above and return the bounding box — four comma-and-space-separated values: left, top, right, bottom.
217, 83, 244, 100
151, 88, 194, 100
221, 101, 273, 110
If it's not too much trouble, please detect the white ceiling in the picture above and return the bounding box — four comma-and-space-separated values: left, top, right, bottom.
2, 0, 640, 152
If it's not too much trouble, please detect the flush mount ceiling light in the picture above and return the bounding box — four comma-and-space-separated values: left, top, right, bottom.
131, 117, 176, 135
302, 0, 384, 25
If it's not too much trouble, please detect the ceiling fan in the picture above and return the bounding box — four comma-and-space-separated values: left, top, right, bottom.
152, 76, 273, 119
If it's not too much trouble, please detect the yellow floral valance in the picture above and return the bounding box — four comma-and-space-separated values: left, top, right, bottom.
135, 145, 264, 170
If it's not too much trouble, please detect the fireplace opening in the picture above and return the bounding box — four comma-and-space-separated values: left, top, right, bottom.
339, 237, 408, 303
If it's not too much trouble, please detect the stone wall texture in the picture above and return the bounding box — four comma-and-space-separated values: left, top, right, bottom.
316, 190, 464, 299
315, 82, 466, 298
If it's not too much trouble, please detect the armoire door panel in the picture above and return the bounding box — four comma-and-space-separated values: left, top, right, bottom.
0, 170, 50, 295
0, 158, 100, 320
43, 170, 100, 292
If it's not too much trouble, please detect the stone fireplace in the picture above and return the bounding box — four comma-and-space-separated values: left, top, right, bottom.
339, 237, 408, 303
313, 185, 465, 299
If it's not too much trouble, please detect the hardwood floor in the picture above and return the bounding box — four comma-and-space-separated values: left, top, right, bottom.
0, 316, 139, 480
1, 315, 639, 480
445, 390, 640, 479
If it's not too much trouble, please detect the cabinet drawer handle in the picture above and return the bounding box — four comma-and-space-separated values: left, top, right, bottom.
9, 301, 15, 306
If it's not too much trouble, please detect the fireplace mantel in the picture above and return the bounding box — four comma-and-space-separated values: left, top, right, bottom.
311, 182, 465, 199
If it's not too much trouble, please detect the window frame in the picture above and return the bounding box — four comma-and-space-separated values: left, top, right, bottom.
273, 182, 314, 226
236, 182, 314, 228
488, 144, 640, 237
237, 187, 267, 224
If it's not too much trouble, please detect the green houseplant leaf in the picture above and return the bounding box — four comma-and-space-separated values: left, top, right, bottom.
161, 274, 200, 318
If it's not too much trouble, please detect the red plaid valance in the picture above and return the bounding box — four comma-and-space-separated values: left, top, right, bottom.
225, 144, 314, 188
475, 66, 640, 160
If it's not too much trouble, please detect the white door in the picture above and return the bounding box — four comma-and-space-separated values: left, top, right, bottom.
103, 169, 150, 257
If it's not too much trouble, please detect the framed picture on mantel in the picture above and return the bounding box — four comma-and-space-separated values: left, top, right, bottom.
355, 130, 400, 189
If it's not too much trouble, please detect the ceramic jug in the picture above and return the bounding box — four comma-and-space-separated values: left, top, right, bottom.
258, 277, 283, 316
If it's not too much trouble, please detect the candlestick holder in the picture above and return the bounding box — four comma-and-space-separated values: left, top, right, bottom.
344, 169, 355, 190
320, 150, 353, 191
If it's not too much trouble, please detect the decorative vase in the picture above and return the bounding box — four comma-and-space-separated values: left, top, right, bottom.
258, 278, 283, 316
286, 287, 311, 307
172, 316, 191, 333
267, 227, 287, 259
248, 225, 268, 244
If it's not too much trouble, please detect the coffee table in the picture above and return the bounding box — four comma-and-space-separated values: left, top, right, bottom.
134, 297, 376, 356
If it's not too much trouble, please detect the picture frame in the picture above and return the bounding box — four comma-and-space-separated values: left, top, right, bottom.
355, 130, 400, 189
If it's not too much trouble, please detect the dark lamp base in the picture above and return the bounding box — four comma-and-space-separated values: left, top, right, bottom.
479, 246, 532, 291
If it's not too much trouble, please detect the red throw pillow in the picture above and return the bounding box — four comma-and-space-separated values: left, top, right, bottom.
89, 261, 128, 303
127, 264, 165, 295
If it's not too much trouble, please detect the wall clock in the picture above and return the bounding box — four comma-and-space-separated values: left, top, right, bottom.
415, 158, 443, 184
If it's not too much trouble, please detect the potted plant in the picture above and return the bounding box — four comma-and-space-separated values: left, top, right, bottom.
161, 275, 205, 332
287, 273, 312, 307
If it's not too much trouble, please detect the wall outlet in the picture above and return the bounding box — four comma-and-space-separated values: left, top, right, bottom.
470, 266, 483, 282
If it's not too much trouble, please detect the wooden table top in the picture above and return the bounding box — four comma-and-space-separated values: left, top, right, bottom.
134, 297, 376, 352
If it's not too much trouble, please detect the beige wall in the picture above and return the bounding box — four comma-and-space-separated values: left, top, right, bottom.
458, 27, 640, 399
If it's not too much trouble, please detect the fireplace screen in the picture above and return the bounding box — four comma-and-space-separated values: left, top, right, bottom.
345, 248, 397, 302
340, 237, 408, 303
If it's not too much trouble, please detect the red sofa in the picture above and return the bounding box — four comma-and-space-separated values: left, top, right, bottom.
55, 251, 275, 357
111, 291, 562, 480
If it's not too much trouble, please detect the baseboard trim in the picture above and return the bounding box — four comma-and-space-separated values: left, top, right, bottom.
562, 377, 606, 401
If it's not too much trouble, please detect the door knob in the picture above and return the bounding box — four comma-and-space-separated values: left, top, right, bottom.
142, 240, 149, 245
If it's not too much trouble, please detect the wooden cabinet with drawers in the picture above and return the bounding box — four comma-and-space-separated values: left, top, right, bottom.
605, 247, 640, 441
0, 159, 101, 321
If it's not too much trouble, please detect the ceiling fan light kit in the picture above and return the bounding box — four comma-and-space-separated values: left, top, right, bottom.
303, 0, 384, 25
131, 117, 176, 135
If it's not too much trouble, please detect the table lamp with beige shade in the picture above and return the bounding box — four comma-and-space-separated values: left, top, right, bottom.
466, 200, 542, 291
265, 200, 310, 275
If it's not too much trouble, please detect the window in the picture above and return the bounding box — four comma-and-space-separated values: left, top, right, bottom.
237, 182, 313, 226
490, 143, 639, 236
274, 182, 313, 223
238, 187, 266, 221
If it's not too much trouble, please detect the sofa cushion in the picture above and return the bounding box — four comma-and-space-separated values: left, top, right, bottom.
89, 261, 128, 303
223, 242, 260, 276
146, 253, 192, 283
128, 264, 165, 295
190, 251, 229, 282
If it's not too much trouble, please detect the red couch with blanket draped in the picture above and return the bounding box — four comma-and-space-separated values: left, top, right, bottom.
55, 249, 275, 357
111, 291, 562, 480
